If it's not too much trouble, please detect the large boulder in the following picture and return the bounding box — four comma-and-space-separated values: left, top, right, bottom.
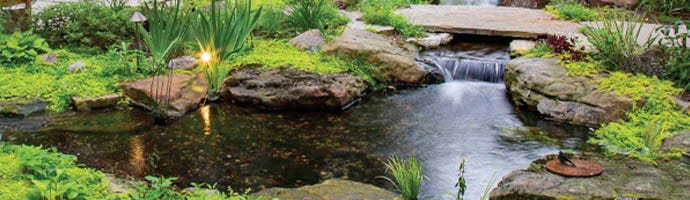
221, 67, 368, 110
491, 133, 690, 199
255, 179, 400, 200
323, 28, 438, 85
505, 58, 633, 126
71, 94, 121, 112
289, 29, 325, 51
119, 73, 207, 119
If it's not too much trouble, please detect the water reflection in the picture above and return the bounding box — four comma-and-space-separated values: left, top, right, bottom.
128, 134, 147, 177
200, 105, 212, 136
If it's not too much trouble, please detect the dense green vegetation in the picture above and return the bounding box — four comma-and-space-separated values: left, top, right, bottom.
0, 144, 256, 200
358, 0, 427, 37
592, 72, 690, 163
545, 0, 600, 22
525, 13, 690, 162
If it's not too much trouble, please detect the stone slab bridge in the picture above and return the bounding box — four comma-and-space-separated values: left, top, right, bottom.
398, 5, 583, 39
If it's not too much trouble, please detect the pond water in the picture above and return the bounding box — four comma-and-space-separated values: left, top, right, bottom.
0, 38, 594, 199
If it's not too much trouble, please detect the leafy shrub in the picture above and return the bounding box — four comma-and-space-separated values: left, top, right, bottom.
33, 2, 136, 52
0, 30, 51, 65
255, 6, 289, 37
359, 0, 427, 37
380, 156, 422, 200
591, 72, 690, 163
542, 35, 587, 61
285, 0, 328, 31
582, 15, 657, 73
545, 0, 599, 22
657, 21, 690, 89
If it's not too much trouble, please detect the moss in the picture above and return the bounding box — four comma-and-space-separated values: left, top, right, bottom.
230, 39, 349, 74
559, 58, 601, 77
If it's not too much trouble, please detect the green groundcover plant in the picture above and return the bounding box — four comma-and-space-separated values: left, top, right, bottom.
358, 0, 427, 37
0, 144, 258, 199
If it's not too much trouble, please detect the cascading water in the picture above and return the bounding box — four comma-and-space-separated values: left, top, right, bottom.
443, 0, 500, 6
417, 38, 510, 83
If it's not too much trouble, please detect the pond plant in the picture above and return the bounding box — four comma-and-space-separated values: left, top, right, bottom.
380, 156, 422, 200
193, 0, 262, 99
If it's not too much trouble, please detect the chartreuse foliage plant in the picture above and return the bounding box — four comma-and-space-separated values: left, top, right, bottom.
591, 72, 690, 163
545, 0, 599, 22
0, 48, 147, 112
0, 30, 51, 65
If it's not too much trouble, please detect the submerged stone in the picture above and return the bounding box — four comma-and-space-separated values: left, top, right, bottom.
221, 67, 368, 110
0, 98, 48, 118
255, 179, 400, 200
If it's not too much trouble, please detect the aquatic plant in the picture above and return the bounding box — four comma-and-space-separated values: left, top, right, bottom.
480, 173, 497, 200
140, 0, 188, 74
454, 159, 467, 200
193, 0, 262, 97
380, 156, 423, 200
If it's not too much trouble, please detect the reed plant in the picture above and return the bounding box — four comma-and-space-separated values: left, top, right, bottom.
285, 0, 326, 31
381, 156, 422, 200
193, 0, 262, 98
139, 0, 188, 122
582, 14, 656, 72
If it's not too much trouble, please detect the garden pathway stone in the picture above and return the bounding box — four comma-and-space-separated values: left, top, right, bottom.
398, 5, 583, 38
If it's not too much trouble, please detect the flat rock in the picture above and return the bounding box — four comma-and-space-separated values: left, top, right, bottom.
505, 57, 633, 125
255, 179, 400, 200
0, 98, 48, 118
119, 73, 207, 119
491, 151, 690, 199
71, 94, 121, 112
221, 67, 368, 110
324, 28, 439, 84
398, 5, 582, 38
39, 53, 58, 64
168, 56, 199, 70
406, 32, 454, 49
289, 29, 325, 51
68, 61, 86, 72
509, 40, 537, 57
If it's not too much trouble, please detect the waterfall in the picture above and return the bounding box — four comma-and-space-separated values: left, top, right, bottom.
418, 55, 506, 83
443, 0, 500, 6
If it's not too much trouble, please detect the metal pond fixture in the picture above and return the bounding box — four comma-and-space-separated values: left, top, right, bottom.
129, 11, 147, 67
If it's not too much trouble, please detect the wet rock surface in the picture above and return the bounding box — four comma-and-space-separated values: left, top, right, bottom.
324, 23, 441, 85
491, 132, 690, 200
119, 73, 207, 119
406, 32, 454, 49
72, 94, 121, 112
255, 179, 400, 200
0, 98, 48, 118
505, 57, 633, 126
221, 67, 368, 110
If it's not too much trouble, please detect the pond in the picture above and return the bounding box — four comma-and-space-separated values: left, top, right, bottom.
0, 37, 594, 199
